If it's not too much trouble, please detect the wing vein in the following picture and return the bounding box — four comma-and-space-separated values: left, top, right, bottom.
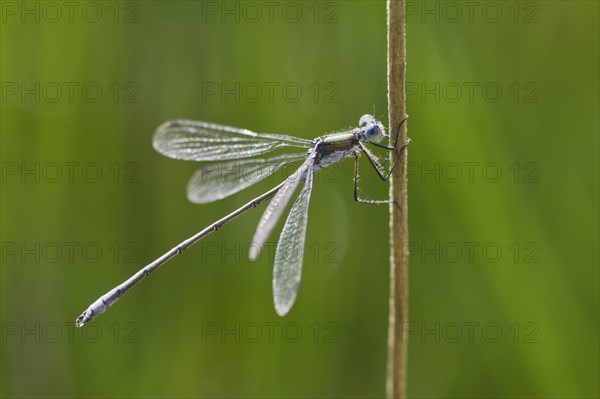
272, 163, 315, 316
153, 120, 312, 162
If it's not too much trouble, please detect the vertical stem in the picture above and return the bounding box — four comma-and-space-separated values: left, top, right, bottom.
386, 1, 408, 398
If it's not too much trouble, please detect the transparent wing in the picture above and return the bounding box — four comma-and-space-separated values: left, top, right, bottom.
272, 164, 314, 316
248, 148, 317, 260
187, 153, 306, 204
153, 119, 312, 162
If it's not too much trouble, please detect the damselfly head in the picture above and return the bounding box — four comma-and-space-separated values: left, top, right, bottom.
358, 114, 385, 142
359, 114, 376, 127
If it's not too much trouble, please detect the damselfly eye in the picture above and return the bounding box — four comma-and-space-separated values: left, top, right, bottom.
359, 114, 375, 128
364, 124, 382, 140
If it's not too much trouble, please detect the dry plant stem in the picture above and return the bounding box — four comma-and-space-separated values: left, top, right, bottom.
386, 0, 408, 398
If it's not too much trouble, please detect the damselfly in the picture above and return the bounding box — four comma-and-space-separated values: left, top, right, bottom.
75, 114, 408, 326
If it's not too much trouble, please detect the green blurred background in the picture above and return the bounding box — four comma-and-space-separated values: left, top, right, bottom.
1, 1, 598, 398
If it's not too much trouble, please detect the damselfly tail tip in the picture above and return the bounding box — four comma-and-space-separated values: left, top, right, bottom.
248, 245, 260, 261
75, 309, 94, 328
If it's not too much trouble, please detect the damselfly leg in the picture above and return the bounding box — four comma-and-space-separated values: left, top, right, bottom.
353, 116, 410, 204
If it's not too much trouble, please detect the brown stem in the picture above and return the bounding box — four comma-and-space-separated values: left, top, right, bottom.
386, 0, 408, 398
